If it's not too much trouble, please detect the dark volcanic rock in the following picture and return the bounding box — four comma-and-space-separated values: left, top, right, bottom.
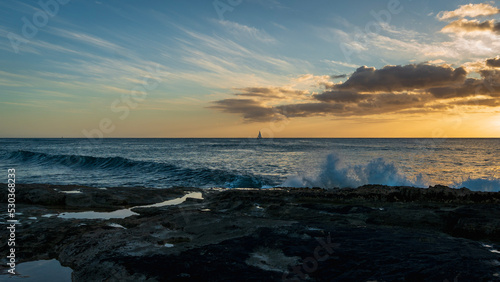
1, 184, 499, 281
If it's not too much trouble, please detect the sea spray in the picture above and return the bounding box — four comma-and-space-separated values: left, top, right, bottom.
2, 139, 498, 191
282, 153, 428, 188
453, 178, 500, 192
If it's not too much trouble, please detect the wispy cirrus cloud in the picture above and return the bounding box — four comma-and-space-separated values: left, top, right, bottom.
217, 20, 277, 43
166, 26, 315, 90
49, 28, 125, 52
324, 60, 359, 69
233, 87, 310, 103
180, 28, 291, 70
322, 5, 500, 64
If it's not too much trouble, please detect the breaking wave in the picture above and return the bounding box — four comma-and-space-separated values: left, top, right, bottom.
5, 150, 499, 191
452, 178, 500, 192
282, 153, 427, 188
282, 153, 500, 191
6, 150, 270, 188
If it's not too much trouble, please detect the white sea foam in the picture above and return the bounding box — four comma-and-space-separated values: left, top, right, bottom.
453, 178, 500, 192
282, 153, 428, 189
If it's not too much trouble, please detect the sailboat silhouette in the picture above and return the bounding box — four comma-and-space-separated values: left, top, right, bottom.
257, 131, 262, 139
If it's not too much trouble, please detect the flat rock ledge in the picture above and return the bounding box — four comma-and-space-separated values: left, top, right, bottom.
1, 184, 500, 281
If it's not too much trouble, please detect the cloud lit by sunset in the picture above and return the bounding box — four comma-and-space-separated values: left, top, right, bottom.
1, 0, 499, 137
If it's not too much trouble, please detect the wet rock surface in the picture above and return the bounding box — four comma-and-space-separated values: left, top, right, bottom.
1, 184, 500, 281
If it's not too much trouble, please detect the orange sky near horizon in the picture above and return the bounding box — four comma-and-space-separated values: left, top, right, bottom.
1, 1, 500, 138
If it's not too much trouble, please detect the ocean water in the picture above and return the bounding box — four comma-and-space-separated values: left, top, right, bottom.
0, 138, 499, 191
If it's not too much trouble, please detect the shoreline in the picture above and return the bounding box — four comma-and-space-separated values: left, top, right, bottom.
1, 184, 500, 281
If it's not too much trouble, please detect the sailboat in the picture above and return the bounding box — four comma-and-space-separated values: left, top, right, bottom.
257, 131, 262, 139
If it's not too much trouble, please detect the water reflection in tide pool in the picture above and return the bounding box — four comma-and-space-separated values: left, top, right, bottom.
55, 192, 203, 220
3, 259, 72, 281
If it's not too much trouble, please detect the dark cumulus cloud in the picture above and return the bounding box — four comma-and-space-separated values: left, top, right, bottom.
330, 74, 347, 79
314, 91, 369, 103
209, 60, 500, 122
429, 68, 500, 99
336, 64, 466, 92
486, 57, 500, 68
451, 98, 500, 107
442, 19, 500, 34
209, 99, 275, 122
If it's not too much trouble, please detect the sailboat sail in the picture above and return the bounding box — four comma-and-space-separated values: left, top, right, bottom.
257, 131, 262, 139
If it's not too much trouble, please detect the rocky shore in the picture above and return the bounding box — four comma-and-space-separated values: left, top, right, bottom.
1, 184, 500, 281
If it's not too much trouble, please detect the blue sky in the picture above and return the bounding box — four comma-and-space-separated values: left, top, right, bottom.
1, 0, 499, 137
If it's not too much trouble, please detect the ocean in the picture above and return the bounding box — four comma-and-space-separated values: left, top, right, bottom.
1, 138, 499, 191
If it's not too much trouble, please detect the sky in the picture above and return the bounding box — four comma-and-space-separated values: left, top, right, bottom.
0, 0, 499, 138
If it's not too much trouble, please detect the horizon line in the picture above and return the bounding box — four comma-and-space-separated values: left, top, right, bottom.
1, 137, 499, 139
